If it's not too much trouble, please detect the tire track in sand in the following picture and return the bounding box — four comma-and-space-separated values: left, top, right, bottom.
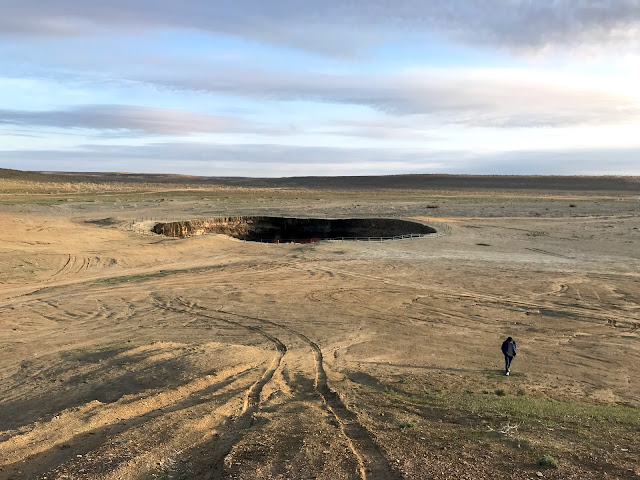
150, 296, 287, 479
309, 265, 640, 329
163, 296, 287, 414
51, 254, 73, 277
213, 307, 403, 480
152, 297, 286, 415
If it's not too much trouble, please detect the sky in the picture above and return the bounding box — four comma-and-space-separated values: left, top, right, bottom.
1, 1, 640, 177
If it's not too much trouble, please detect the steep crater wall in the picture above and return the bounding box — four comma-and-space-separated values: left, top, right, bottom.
152, 217, 436, 242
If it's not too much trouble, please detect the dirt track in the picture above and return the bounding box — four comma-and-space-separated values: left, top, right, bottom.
1, 179, 639, 479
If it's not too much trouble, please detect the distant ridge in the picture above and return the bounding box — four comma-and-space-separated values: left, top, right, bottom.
1, 168, 639, 192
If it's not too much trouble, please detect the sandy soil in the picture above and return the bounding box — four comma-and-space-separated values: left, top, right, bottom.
1, 176, 639, 480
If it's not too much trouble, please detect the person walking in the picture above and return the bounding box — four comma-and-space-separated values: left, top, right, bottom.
501, 337, 516, 375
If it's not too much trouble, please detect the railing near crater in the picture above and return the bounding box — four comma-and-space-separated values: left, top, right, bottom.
246, 226, 451, 243
249, 233, 425, 243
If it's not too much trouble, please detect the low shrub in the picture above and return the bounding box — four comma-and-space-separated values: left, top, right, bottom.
397, 420, 416, 429
538, 454, 558, 469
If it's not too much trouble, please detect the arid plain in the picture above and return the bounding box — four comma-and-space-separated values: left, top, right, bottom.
1, 171, 639, 480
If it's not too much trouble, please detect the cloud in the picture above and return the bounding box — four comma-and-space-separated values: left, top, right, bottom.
138, 67, 640, 127
1, 142, 639, 176
3, 66, 639, 141
0, 105, 253, 136
0, 142, 457, 176
2, 1, 640, 56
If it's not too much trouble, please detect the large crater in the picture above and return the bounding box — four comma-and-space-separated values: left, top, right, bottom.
152, 217, 436, 243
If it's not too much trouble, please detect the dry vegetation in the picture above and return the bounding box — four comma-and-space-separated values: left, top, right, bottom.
1, 170, 639, 479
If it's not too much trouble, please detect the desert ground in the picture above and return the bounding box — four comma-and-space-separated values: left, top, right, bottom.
1, 171, 639, 480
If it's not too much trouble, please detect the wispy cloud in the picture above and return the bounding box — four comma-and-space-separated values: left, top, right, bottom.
0, 104, 263, 136
3, 1, 640, 56
136, 67, 640, 128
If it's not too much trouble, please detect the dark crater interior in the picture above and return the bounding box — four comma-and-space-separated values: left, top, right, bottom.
153, 217, 436, 243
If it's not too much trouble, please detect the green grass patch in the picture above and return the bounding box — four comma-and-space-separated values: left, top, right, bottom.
453, 392, 639, 427
384, 387, 639, 428
397, 420, 416, 429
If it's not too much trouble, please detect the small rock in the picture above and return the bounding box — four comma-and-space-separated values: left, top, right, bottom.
536, 472, 544, 478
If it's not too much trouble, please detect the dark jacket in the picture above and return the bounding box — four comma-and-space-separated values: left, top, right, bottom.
501, 340, 516, 357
